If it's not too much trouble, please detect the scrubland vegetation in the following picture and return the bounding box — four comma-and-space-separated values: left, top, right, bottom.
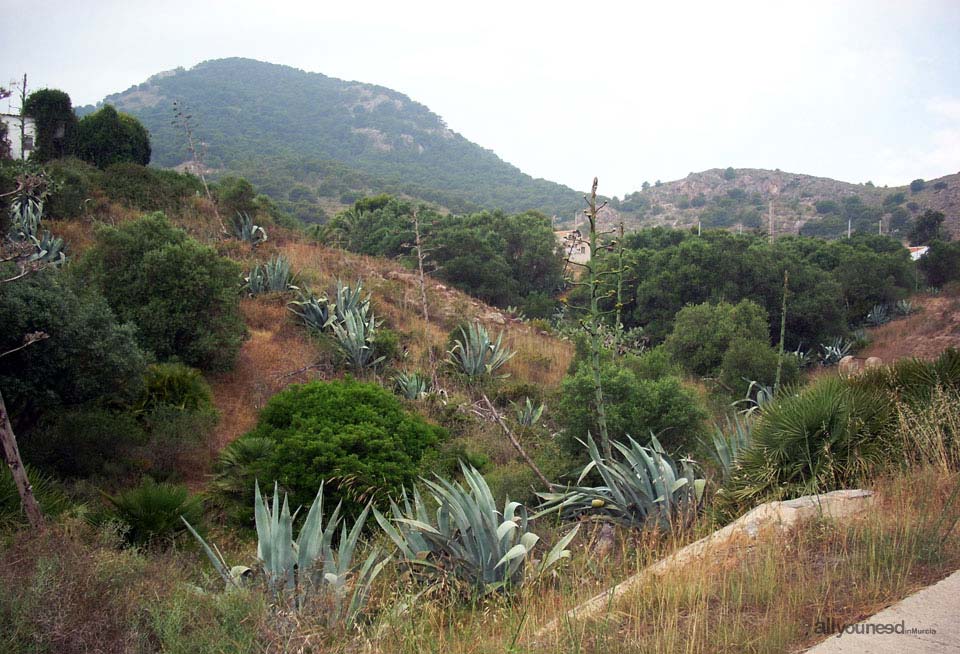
2, 97, 960, 652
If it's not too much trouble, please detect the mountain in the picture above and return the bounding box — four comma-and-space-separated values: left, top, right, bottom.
79, 58, 584, 222
607, 168, 960, 240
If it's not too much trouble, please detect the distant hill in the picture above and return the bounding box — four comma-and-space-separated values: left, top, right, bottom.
79, 58, 584, 222
607, 168, 960, 241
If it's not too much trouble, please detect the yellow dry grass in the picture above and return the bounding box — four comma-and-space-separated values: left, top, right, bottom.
207, 298, 320, 450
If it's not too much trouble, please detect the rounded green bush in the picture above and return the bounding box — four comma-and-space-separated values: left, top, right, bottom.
238, 379, 446, 514
137, 363, 215, 415
556, 363, 706, 456
720, 337, 799, 398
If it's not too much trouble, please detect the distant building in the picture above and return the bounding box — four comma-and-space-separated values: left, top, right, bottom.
0, 114, 37, 160
556, 229, 591, 265
908, 245, 929, 261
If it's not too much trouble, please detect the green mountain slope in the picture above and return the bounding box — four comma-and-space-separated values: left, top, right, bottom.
80, 58, 583, 221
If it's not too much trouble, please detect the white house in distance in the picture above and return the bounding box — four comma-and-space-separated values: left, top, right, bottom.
908, 245, 929, 261
556, 229, 591, 265
0, 114, 37, 160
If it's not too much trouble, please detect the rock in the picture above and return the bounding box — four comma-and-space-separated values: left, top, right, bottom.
483, 311, 506, 325
839, 355, 860, 376
533, 489, 876, 639
865, 356, 883, 369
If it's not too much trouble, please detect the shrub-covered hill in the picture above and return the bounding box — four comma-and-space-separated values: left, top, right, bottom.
32, 175, 573, 468
608, 167, 960, 240
79, 57, 584, 222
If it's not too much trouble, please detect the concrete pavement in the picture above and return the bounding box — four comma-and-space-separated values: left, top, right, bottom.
805, 569, 960, 653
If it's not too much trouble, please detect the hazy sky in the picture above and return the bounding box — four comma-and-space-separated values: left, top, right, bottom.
4, 0, 959, 196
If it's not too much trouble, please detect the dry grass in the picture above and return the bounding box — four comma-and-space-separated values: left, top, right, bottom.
362, 465, 960, 654
860, 289, 960, 362
207, 297, 321, 450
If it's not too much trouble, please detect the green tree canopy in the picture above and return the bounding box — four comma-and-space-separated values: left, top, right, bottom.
909, 210, 949, 246
23, 89, 79, 161
76, 105, 151, 168
79, 213, 246, 371
0, 268, 147, 431
664, 300, 769, 376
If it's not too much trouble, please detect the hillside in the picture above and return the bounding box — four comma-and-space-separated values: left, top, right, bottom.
605, 167, 960, 240
79, 58, 584, 222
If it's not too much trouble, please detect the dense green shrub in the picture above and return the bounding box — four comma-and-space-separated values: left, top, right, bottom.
136, 363, 215, 415
23, 88, 78, 162
105, 479, 203, 546
0, 268, 147, 430
45, 157, 100, 218
235, 379, 446, 515
22, 408, 146, 480
720, 337, 799, 397
100, 163, 204, 211
214, 176, 258, 218
721, 376, 895, 511
76, 105, 151, 168
628, 345, 681, 380
80, 213, 246, 371
664, 300, 769, 376
918, 241, 960, 287
556, 363, 706, 456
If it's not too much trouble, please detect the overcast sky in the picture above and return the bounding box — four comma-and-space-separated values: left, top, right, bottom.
4, 0, 959, 196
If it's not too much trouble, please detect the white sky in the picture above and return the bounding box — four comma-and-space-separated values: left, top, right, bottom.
3, 0, 959, 196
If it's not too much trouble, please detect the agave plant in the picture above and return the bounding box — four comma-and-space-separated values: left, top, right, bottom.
706, 414, 753, 481
895, 299, 915, 316
288, 290, 333, 332
7, 197, 42, 242
820, 336, 853, 365
394, 371, 430, 400
183, 481, 387, 627
374, 464, 578, 595
244, 255, 297, 295
331, 305, 383, 371
512, 397, 544, 427
865, 303, 891, 327
332, 279, 370, 323
734, 380, 774, 417
28, 231, 66, 266
233, 212, 267, 247
448, 322, 515, 378
536, 434, 705, 529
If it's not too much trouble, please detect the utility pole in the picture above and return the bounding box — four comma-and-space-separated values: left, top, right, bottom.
848, 218, 852, 239
15, 74, 27, 161
768, 201, 774, 242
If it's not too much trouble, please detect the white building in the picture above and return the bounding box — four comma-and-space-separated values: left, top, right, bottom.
556, 229, 591, 265
0, 114, 37, 160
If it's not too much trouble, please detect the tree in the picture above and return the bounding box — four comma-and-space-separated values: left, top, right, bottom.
664, 300, 769, 376
918, 240, 960, 287
0, 269, 147, 430
910, 179, 926, 194
76, 105, 151, 169
22, 89, 78, 162
79, 213, 246, 371
908, 210, 948, 246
